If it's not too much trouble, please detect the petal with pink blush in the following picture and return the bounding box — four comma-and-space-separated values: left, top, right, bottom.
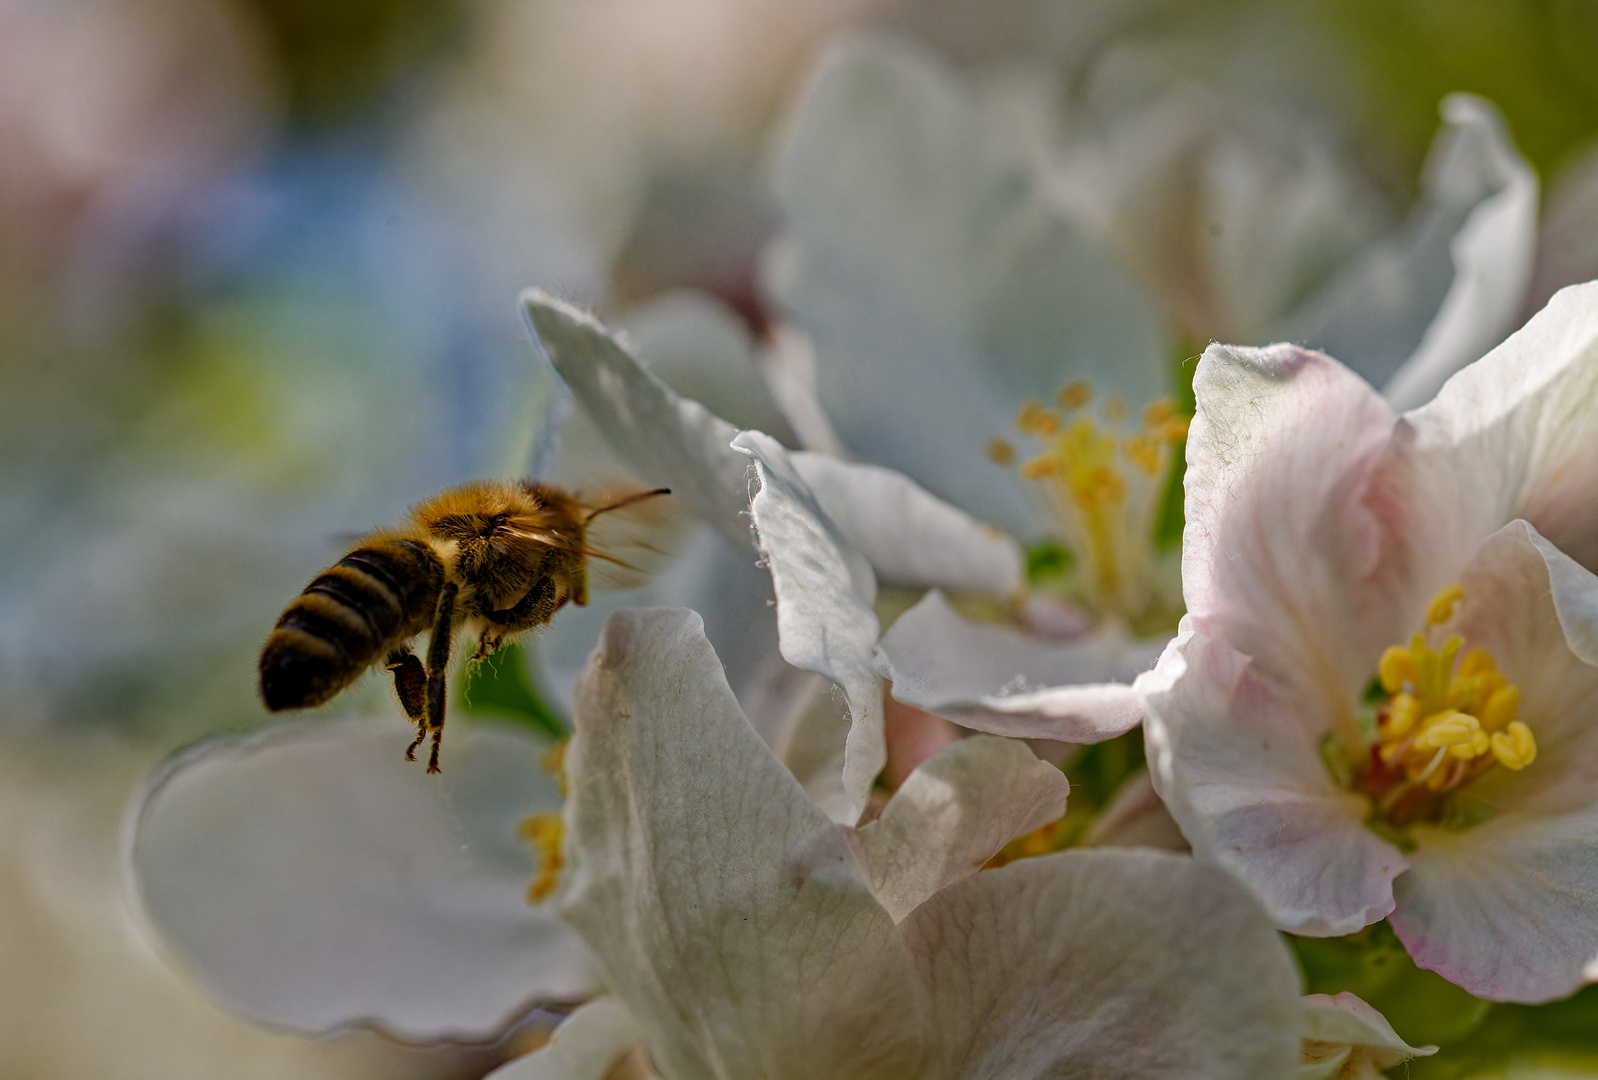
876, 589, 1158, 742
1184, 342, 1416, 724
1405, 280, 1598, 572
1141, 626, 1405, 936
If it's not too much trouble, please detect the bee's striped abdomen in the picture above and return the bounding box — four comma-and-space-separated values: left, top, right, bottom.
259, 539, 444, 711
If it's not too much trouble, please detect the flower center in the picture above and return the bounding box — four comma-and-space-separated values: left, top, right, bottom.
519, 740, 569, 904
1357, 584, 1536, 827
988, 383, 1187, 620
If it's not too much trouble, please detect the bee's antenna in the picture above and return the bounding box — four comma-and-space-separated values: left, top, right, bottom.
584, 487, 671, 524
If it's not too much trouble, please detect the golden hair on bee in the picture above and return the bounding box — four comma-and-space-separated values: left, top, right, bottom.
258, 480, 671, 772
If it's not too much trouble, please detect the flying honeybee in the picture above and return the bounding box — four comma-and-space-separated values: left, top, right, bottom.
259, 480, 671, 772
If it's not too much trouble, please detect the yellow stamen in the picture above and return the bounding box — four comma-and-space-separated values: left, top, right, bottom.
1016, 400, 1060, 436
1020, 455, 1056, 480
1415, 711, 1479, 750
1058, 381, 1092, 410
1124, 434, 1161, 475
1102, 396, 1127, 423
1490, 721, 1537, 770
1383, 692, 1420, 737
987, 438, 1016, 465
519, 811, 565, 903
541, 739, 570, 798
1426, 583, 1465, 625
1142, 400, 1177, 428
1379, 646, 1415, 694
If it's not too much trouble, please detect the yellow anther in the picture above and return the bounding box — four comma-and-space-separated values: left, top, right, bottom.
1491, 722, 1537, 770
1103, 396, 1127, 423
1415, 711, 1479, 749
1124, 434, 1162, 475
1449, 730, 1491, 761
1457, 648, 1498, 679
540, 740, 569, 797
1426, 584, 1465, 626
1016, 400, 1060, 436
1158, 416, 1191, 442
1020, 455, 1057, 480
1481, 685, 1520, 732
1058, 381, 1092, 410
518, 812, 565, 904
1383, 693, 1420, 737
1379, 645, 1415, 694
987, 438, 1016, 465
1142, 399, 1177, 428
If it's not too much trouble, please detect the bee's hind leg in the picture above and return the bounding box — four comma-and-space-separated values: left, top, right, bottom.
421, 583, 459, 774
386, 648, 429, 760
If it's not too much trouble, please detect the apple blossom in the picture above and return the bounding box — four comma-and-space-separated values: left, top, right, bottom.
1141, 281, 1598, 1003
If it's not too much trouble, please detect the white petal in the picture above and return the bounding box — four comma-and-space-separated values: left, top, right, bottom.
857, 736, 1068, 922
532, 522, 777, 713
560, 608, 923, 1080
521, 290, 752, 549
790, 452, 1023, 595
902, 849, 1302, 1080
126, 719, 594, 1041
618, 292, 795, 442
740, 659, 855, 825
1395, 803, 1598, 1004
877, 589, 1156, 742
1184, 342, 1415, 724
1140, 627, 1405, 936
1284, 95, 1535, 403
1382, 96, 1539, 410
768, 38, 1166, 539
734, 430, 885, 821
485, 998, 639, 1080
1406, 280, 1598, 572
1299, 993, 1436, 1069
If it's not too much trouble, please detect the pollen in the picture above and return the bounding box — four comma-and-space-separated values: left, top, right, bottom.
1360, 586, 1536, 824
519, 811, 565, 904
998, 385, 1189, 618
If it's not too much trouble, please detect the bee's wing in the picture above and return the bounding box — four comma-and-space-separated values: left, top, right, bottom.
578, 485, 688, 592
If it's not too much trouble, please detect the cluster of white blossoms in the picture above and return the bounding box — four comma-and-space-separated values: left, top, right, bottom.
121, 33, 1598, 1080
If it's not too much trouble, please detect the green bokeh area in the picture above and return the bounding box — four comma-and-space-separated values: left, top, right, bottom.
456, 642, 568, 741
1294, 923, 1598, 1076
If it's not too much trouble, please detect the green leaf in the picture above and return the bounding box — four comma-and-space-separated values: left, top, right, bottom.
457, 642, 568, 740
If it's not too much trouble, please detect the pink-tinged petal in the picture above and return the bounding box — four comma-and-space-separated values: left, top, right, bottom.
734, 430, 886, 821
1381, 96, 1538, 411
882, 698, 962, 788
789, 452, 1023, 596
857, 736, 1068, 922
1083, 770, 1189, 852
1525, 142, 1598, 316
521, 290, 752, 549
1394, 805, 1598, 1003
1298, 993, 1436, 1080
903, 849, 1302, 1080
1386, 524, 1598, 1003
1448, 522, 1598, 812
1185, 342, 1416, 730
126, 720, 594, 1042
876, 589, 1158, 742
1406, 281, 1598, 572
1141, 626, 1405, 936
561, 608, 924, 1080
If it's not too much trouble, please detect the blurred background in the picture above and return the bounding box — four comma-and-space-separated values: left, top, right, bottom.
3, 0, 1598, 1076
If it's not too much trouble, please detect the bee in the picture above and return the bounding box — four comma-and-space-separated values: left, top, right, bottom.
258, 480, 670, 772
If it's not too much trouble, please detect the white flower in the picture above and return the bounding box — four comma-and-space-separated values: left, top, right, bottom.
1141, 282, 1598, 1002
492, 605, 1304, 1080
1296, 993, 1436, 1080
126, 718, 595, 1041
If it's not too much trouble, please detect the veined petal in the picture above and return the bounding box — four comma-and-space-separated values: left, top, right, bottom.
876, 589, 1155, 742
1184, 343, 1414, 720
560, 608, 923, 1080
768, 37, 1167, 539
1298, 993, 1436, 1080
1406, 281, 1598, 573
790, 452, 1022, 595
1141, 627, 1405, 936
903, 849, 1302, 1080
521, 290, 751, 549
1285, 95, 1535, 404
856, 736, 1068, 922
734, 430, 885, 821
126, 720, 594, 1042
485, 998, 640, 1080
